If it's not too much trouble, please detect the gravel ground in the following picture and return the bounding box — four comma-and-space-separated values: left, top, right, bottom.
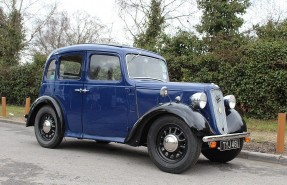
243, 131, 287, 155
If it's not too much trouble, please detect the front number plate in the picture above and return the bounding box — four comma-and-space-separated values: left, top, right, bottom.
220, 139, 240, 151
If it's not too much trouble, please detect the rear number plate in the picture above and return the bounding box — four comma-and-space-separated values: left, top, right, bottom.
220, 139, 240, 151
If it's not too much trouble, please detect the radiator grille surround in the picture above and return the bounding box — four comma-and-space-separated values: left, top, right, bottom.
210, 90, 228, 134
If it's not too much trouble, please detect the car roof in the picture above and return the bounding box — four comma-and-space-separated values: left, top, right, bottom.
49, 44, 165, 60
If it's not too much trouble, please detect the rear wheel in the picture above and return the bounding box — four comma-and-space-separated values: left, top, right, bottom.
147, 116, 201, 174
201, 139, 243, 163
34, 106, 63, 148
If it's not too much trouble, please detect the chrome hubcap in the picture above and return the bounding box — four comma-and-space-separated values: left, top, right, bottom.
43, 120, 52, 133
163, 134, 178, 152
157, 125, 187, 161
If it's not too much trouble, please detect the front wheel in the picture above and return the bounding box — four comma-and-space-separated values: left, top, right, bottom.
147, 116, 201, 174
201, 139, 243, 163
34, 106, 63, 148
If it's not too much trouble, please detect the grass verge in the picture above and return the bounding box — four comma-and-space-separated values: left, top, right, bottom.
0, 105, 25, 119
245, 117, 287, 132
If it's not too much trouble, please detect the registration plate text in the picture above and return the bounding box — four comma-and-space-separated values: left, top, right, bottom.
220, 139, 240, 151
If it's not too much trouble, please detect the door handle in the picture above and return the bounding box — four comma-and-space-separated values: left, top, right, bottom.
74, 88, 83, 93
82, 89, 89, 93
75, 88, 89, 93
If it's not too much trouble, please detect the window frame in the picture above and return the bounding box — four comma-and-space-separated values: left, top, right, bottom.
87, 53, 122, 82
45, 59, 57, 81
57, 53, 84, 81
125, 53, 169, 82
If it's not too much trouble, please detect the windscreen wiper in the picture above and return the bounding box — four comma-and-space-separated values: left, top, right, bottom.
132, 77, 166, 82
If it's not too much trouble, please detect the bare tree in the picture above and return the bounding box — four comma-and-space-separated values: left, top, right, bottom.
116, 0, 196, 40
32, 11, 110, 55
0, 0, 58, 62
242, 0, 287, 34
0, 0, 57, 44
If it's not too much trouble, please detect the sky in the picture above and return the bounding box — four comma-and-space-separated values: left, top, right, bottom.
56, 0, 287, 44
58, 0, 117, 24
1, 0, 287, 62
58, 0, 131, 44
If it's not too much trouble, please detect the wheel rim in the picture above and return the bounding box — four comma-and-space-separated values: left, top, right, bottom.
39, 113, 56, 141
157, 124, 187, 163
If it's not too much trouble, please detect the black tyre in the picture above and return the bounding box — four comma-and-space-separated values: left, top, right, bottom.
147, 116, 201, 174
201, 139, 243, 163
34, 106, 63, 148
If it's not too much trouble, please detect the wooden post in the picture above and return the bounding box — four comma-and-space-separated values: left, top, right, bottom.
1, 97, 6, 118
276, 113, 286, 153
24, 97, 31, 115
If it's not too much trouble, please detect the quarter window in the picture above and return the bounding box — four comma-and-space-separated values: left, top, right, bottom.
89, 55, 121, 81
46, 59, 56, 80
58, 54, 83, 80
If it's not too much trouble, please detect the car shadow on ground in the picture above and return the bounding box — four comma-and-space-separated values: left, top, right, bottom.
59, 138, 149, 157
55, 138, 244, 175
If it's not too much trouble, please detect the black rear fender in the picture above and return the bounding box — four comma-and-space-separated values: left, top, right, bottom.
26, 96, 64, 136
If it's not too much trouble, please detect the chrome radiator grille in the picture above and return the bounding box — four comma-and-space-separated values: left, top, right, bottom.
210, 90, 228, 134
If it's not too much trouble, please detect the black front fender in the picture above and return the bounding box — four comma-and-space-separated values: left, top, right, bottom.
125, 103, 214, 146
26, 96, 64, 136
226, 109, 247, 133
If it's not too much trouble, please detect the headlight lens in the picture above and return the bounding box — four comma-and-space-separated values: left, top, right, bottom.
190, 92, 207, 109
224, 95, 236, 109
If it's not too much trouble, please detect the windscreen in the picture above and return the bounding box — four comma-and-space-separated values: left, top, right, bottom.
126, 54, 169, 82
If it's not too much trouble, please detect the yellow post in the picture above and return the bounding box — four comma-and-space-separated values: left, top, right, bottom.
276, 113, 286, 153
24, 97, 31, 115
2, 97, 6, 117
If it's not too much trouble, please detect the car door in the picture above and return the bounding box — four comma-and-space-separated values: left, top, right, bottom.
54, 52, 85, 138
82, 52, 129, 140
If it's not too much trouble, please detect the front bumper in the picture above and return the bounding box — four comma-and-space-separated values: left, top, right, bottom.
202, 132, 250, 142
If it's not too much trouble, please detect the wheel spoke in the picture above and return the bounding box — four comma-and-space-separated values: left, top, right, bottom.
170, 154, 175, 159
179, 145, 185, 149
178, 138, 186, 142
173, 127, 177, 134
163, 130, 167, 136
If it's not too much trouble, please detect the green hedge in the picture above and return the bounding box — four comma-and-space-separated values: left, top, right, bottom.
177, 40, 287, 119
0, 62, 44, 105
234, 40, 287, 118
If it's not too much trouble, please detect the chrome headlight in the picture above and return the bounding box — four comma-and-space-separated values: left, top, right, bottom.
190, 92, 207, 109
224, 95, 236, 109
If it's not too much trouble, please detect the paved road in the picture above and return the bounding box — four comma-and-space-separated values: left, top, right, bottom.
0, 122, 287, 185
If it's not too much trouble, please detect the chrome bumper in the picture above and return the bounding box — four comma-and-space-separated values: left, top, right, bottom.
202, 132, 250, 142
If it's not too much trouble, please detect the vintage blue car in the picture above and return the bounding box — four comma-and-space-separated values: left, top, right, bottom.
26, 44, 250, 173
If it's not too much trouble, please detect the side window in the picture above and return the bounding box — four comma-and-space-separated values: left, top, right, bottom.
58, 54, 83, 80
46, 59, 56, 80
89, 55, 121, 81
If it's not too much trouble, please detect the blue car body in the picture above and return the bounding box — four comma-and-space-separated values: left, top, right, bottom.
27, 44, 247, 146
26, 44, 251, 173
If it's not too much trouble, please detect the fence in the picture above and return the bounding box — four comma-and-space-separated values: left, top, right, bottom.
1, 97, 30, 118
276, 113, 286, 154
